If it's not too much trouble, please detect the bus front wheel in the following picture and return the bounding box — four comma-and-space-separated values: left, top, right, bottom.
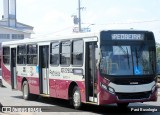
72, 86, 81, 109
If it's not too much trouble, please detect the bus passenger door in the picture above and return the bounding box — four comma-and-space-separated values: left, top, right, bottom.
85, 42, 98, 103
39, 45, 49, 95
10, 48, 17, 89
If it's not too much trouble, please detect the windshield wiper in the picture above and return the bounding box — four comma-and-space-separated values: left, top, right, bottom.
126, 47, 130, 69
135, 48, 139, 67
135, 44, 145, 67
118, 46, 130, 69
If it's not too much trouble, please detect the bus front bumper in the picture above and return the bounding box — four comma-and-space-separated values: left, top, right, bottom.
98, 87, 158, 105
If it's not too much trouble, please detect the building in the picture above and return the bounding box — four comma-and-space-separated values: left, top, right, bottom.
0, 0, 34, 67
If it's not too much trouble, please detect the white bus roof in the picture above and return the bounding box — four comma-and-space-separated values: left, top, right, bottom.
2, 31, 99, 46
2, 29, 152, 46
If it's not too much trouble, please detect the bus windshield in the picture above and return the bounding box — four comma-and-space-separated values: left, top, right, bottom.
100, 44, 155, 76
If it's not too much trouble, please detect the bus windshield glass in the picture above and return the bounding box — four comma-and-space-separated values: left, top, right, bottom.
100, 44, 155, 76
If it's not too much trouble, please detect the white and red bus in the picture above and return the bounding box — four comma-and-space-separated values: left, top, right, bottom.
1, 30, 158, 109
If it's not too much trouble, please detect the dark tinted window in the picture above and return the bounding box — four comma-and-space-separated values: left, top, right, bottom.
3, 47, 10, 64
60, 41, 71, 65
17, 45, 26, 64
27, 44, 37, 64
50, 42, 59, 65
72, 40, 83, 65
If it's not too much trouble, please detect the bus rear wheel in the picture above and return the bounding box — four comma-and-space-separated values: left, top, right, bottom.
0, 79, 2, 87
72, 86, 81, 109
22, 81, 38, 100
22, 81, 30, 100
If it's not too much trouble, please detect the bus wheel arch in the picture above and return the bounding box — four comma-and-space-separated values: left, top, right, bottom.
68, 82, 82, 109
21, 78, 27, 91
68, 82, 78, 101
21, 78, 38, 100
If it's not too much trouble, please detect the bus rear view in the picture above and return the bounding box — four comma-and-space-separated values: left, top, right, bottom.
98, 30, 158, 107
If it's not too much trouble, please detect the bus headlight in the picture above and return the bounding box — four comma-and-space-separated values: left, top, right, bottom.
108, 86, 115, 94
100, 82, 115, 94
100, 82, 108, 90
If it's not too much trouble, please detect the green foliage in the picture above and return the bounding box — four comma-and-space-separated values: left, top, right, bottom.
157, 47, 160, 62
156, 45, 160, 73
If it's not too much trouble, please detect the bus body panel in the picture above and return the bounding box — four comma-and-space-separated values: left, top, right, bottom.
55, 79, 68, 99
49, 79, 86, 102
49, 79, 57, 97
75, 80, 86, 102
16, 65, 40, 94
27, 77, 40, 94
108, 81, 155, 93
16, 76, 23, 90
16, 76, 40, 95
49, 66, 86, 101
2, 64, 11, 85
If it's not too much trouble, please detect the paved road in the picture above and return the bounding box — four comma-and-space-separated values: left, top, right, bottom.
0, 81, 160, 115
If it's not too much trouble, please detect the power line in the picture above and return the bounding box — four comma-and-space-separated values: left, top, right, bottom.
95, 20, 160, 26
31, 19, 160, 39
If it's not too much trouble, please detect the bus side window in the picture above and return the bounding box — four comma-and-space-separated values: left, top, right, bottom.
27, 44, 37, 65
72, 40, 83, 66
50, 42, 59, 66
3, 47, 10, 64
17, 45, 27, 65
60, 41, 71, 66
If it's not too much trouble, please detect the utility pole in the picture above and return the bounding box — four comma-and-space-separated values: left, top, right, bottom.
78, 0, 81, 32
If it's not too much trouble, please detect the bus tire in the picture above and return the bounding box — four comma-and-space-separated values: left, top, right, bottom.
0, 79, 2, 87
117, 103, 129, 108
72, 86, 81, 109
22, 81, 31, 100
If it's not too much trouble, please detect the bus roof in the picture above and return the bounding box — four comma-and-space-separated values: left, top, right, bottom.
2, 29, 153, 46
2, 31, 99, 46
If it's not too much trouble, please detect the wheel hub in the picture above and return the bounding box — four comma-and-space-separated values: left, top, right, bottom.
23, 84, 28, 98
73, 91, 80, 106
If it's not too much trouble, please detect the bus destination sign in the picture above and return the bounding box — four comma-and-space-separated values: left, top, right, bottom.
111, 34, 144, 40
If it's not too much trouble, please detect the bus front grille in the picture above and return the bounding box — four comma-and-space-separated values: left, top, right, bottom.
116, 91, 151, 100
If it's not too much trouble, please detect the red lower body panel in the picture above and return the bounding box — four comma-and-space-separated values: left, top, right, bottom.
99, 88, 158, 105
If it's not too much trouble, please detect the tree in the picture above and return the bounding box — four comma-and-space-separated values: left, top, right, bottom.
156, 43, 160, 74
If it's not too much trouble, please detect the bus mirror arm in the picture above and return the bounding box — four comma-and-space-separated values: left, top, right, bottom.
156, 71, 160, 75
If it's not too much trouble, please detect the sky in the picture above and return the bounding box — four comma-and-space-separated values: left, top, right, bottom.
0, 0, 160, 42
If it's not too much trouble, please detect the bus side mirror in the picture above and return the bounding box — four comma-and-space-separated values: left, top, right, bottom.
156, 68, 160, 75
157, 72, 160, 75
